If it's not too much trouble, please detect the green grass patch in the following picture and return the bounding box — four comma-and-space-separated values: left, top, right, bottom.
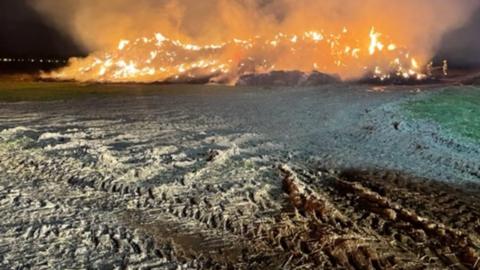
403, 86, 480, 142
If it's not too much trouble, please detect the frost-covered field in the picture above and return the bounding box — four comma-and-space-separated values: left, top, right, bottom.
0, 83, 479, 269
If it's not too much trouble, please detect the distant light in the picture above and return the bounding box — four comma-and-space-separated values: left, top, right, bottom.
0, 56, 70, 64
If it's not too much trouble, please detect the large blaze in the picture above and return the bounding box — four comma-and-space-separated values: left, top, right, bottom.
46, 27, 428, 83
33, 0, 480, 84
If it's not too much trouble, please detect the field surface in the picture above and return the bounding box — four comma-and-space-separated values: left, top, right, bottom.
0, 82, 479, 269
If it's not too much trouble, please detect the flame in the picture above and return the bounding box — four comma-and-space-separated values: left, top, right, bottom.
118, 40, 130, 50
368, 27, 384, 55
46, 26, 429, 84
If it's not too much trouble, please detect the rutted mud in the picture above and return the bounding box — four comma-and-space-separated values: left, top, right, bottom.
2, 134, 478, 269
0, 85, 479, 269
279, 166, 480, 269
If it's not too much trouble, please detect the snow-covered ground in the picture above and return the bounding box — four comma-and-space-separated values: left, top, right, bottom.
0, 84, 479, 268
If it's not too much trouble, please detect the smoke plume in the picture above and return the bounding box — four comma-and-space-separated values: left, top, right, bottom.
435, 7, 480, 69
29, 0, 480, 82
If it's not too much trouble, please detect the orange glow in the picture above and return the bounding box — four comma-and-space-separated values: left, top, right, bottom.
46, 27, 428, 83
33, 0, 480, 84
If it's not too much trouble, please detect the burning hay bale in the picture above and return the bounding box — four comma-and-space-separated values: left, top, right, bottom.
236, 71, 341, 87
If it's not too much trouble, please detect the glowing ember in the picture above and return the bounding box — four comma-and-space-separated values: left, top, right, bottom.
46, 27, 429, 84
118, 40, 130, 51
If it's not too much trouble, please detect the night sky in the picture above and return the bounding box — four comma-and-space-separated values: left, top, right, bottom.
434, 7, 480, 68
0, 0, 479, 70
0, 0, 84, 59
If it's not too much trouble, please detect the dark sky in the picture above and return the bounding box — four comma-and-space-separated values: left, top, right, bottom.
0, 0, 84, 58
0, 0, 479, 68
434, 7, 480, 68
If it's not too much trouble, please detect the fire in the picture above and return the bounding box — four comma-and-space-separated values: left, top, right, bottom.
368, 27, 384, 55
387, 44, 397, 51
117, 40, 130, 51
46, 26, 429, 84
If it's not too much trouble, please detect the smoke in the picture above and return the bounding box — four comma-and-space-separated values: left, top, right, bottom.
29, 0, 480, 81
435, 7, 480, 69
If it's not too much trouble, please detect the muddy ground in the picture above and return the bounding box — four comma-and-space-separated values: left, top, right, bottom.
0, 83, 479, 269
